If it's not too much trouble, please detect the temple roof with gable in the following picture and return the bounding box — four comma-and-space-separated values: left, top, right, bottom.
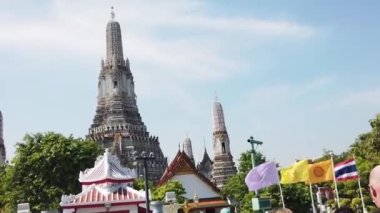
79, 149, 135, 185
158, 151, 220, 197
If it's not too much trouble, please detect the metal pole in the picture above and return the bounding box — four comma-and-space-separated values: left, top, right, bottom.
144, 159, 150, 213
357, 176, 366, 213
279, 183, 285, 208
249, 140, 258, 198
247, 136, 261, 168
247, 136, 263, 198
250, 143, 255, 168
330, 155, 340, 207
134, 151, 155, 213
309, 183, 317, 213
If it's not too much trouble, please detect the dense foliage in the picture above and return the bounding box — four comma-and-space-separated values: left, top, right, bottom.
151, 180, 187, 203
221, 114, 380, 212
133, 178, 153, 191
134, 177, 187, 204
221, 151, 266, 212
2, 114, 380, 212
0, 132, 102, 213
340, 114, 380, 211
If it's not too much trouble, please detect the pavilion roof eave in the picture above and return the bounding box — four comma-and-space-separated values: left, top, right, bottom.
61, 185, 146, 208
61, 199, 146, 209
80, 177, 135, 185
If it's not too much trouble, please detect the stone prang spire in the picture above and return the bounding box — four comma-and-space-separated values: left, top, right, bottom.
211, 97, 236, 188
106, 7, 124, 64
88, 8, 167, 181
182, 134, 194, 165
0, 111, 6, 164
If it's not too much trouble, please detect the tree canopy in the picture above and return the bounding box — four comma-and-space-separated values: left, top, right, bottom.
151, 180, 186, 203
0, 132, 102, 213
221, 114, 380, 212
221, 151, 266, 212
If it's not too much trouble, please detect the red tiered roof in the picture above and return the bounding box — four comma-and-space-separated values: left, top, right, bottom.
62, 184, 145, 208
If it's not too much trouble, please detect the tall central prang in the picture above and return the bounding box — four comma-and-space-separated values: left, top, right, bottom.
88, 9, 167, 181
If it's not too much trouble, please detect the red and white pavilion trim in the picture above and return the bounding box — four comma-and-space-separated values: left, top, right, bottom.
60, 149, 148, 213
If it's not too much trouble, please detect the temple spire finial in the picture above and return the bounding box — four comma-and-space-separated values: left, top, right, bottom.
110, 6, 115, 20
203, 137, 206, 151
214, 91, 218, 102
106, 6, 124, 62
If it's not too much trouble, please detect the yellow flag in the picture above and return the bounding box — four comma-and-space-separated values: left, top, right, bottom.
307, 159, 333, 184
280, 160, 309, 184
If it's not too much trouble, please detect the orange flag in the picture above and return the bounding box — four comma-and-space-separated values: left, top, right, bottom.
307, 159, 333, 184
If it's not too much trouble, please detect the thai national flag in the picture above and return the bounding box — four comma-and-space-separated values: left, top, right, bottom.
334, 158, 359, 182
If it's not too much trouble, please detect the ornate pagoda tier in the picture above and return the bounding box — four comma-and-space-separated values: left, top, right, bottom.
211, 98, 237, 189
61, 149, 148, 213
87, 9, 167, 181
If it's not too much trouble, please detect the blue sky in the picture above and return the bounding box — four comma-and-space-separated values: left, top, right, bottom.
1, 0, 380, 167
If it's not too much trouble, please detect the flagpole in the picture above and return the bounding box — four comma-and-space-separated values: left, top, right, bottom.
278, 183, 285, 208
353, 156, 366, 213
357, 176, 366, 213
309, 183, 317, 213
330, 154, 340, 207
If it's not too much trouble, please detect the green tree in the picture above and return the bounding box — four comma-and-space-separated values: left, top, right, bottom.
151, 180, 186, 203
0, 163, 7, 212
342, 114, 380, 210
133, 178, 154, 191
0, 132, 102, 213
221, 151, 266, 213
222, 150, 314, 212
222, 114, 380, 212
318, 114, 380, 211
279, 183, 311, 212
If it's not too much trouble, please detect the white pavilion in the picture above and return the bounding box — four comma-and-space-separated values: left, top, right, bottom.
60, 149, 148, 213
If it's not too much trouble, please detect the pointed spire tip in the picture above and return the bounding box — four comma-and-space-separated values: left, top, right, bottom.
110, 6, 115, 20
214, 91, 218, 102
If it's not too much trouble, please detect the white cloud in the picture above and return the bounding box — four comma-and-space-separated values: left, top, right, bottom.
169, 16, 315, 38
0, 0, 316, 81
245, 76, 334, 107
314, 86, 380, 111
0, 0, 318, 162
295, 76, 334, 97
341, 87, 380, 106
